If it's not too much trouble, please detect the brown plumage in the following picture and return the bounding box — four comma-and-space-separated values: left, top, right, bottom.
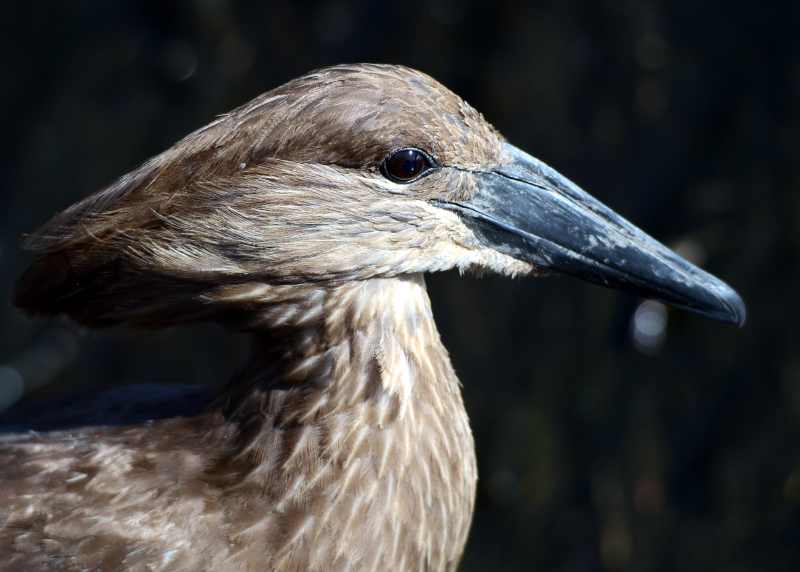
1, 63, 745, 571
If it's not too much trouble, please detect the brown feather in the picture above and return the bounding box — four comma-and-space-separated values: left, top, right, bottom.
2, 63, 533, 571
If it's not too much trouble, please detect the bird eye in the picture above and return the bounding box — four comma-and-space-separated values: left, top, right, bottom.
381, 148, 434, 183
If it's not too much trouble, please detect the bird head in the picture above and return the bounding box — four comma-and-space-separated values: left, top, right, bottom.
15, 64, 745, 328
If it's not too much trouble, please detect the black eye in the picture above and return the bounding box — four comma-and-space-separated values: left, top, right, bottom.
382, 148, 434, 183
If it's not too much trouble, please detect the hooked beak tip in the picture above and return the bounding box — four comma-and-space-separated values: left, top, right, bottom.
716, 284, 747, 328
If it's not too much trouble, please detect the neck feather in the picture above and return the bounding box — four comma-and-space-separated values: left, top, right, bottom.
205, 274, 476, 570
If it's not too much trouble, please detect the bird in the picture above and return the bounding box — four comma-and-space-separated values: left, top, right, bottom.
0, 63, 745, 571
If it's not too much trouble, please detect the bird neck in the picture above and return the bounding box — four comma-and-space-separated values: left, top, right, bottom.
219, 273, 458, 415
209, 274, 477, 569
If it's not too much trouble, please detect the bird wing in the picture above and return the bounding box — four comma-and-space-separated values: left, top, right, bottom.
0, 385, 234, 571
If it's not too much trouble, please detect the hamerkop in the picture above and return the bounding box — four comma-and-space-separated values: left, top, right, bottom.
0, 64, 745, 571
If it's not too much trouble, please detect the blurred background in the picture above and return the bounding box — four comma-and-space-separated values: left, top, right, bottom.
1, 1, 798, 570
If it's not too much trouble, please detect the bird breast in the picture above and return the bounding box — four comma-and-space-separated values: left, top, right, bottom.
1, 275, 477, 571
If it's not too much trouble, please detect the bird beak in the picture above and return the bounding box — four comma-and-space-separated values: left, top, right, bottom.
437, 143, 746, 326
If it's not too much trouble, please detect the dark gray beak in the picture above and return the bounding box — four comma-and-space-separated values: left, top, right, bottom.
438, 143, 746, 326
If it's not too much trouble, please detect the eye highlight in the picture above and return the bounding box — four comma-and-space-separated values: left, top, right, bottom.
381, 148, 435, 183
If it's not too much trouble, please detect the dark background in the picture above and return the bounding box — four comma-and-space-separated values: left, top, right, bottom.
1, 1, 798, 570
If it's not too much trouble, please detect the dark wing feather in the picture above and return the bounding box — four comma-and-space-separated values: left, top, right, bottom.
0, 384, 214, 433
